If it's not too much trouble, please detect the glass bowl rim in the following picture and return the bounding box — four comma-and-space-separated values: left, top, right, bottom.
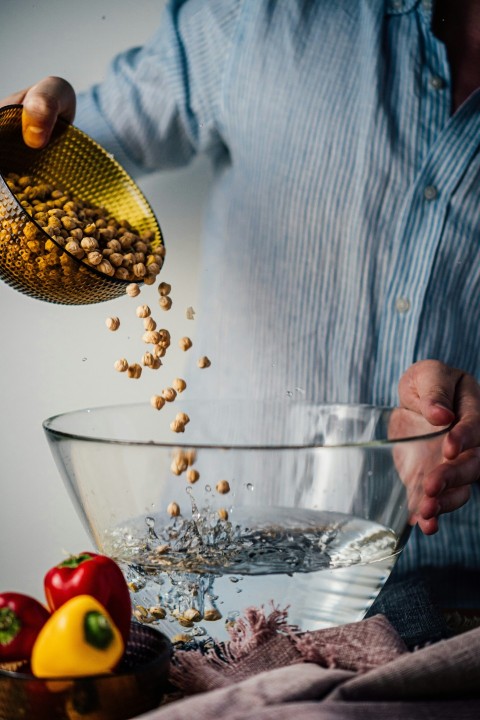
42, 400, 451, 451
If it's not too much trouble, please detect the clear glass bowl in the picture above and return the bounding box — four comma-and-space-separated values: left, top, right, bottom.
0, 105, 163, 305
0, 622, 171, 720
43, 400, 448, 641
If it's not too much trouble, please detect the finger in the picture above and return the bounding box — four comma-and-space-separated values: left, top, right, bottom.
414, 516, 439, 536
424, 449, 480, 497
398, 360, 458, 426
0, 88, 30, 107
419, 485, 471, 520
21, 76, 76, 149
443, 374, 480, 460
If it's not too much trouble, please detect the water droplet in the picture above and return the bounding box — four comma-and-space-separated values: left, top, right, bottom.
229, 576, 239, 583
246, 483, 254, 492
286, 390, 293, 398
204, 484, 211, 493
82, 357, 87, 362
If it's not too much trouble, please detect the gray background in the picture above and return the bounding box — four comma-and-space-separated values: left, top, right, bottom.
0, 0, 208, 595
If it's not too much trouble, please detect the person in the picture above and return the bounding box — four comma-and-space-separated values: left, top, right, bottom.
2, 0, 480, 608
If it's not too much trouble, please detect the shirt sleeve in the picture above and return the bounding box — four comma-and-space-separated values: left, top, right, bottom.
74, 0, 243, 178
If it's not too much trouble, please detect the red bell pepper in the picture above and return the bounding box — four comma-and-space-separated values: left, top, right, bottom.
43, 552, 131, 644
0, 592, 50, 661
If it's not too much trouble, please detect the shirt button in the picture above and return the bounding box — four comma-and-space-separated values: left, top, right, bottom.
395, 297, 411, 313
430, 75, 445, 90
423, 185, 438, 201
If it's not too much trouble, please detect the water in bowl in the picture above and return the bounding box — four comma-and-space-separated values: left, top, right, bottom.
103, 500, 402, 642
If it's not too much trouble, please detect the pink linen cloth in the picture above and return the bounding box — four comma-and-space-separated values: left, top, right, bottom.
141, 606, 480, 720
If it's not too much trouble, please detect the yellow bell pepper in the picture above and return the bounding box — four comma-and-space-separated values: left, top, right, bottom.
31, 594, 124, 678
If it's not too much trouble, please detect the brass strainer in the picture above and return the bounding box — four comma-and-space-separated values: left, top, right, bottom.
0, 105, 164, 305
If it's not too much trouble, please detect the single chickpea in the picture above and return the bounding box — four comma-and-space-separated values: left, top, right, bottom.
176, 412, 190, 426
114, 358, 129, 372
80, 236, 98, 251
170, 419, 185, 433
127, 363, 142, 379
167, 501, 181, 517
187, 469, 200, 484
158, 295, 172, 311
150, 395, 166, 411
126, 283, 141, 297
218, 508, 229, 522
105, 316, 120, 331
172, 378, 187, 393
143, 316, 157, 331
87, 250, 103, 266
97, 259, 115, 276
179, 337, 193, 352
136, 304, 151, 318
162, 387, 177, 402
143, 330, 161, 344
197, 356, 211, 369
204, 608, 222, 622
133, 262, 147, 278
183, 608, 202, 623
158, 281, 172, 296
142, 352, 155, 368
186, 306, 195, 320
171, 455, 188, 474
216, 480, 230, 495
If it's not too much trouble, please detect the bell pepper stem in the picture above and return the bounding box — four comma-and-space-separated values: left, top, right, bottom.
84, 611, 114, 650
0, 608, 21, 646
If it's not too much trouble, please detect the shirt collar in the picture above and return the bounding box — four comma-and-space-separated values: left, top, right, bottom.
386, 0, 423, 15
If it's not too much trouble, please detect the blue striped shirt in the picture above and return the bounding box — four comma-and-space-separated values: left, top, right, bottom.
75, 0, 480, 597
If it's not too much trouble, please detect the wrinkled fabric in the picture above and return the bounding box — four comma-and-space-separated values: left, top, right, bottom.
140, 609, 480, 719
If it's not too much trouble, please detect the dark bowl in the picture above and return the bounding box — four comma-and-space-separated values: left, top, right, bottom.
0, 621, 171, 720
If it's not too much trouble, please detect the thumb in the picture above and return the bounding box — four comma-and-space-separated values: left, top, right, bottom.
398, 360, 458, 426
20, 76, 76, 149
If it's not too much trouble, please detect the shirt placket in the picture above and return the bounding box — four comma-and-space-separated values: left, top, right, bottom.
373, 8, 480, 403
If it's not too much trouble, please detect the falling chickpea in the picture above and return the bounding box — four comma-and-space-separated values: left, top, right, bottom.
187, 469, 200, 484
162, 387, 177, 402
167, 501, 181, 517
170, 419, 185, 433
136, 304, 151, 318
171, 453, 188, 475
197, 356, 211, 368
150, 395, 165, 410
218, 508, 229, 521
126, 283, 140, 297
105, 316, 120, 331
176, 412, 190, 426
172, 378, 187, 393
114, 358, 129, 372
127, 363, 142, 379
216, 480, 230, 495
158, 281, 171, 296
179, 337, 192, 352
144, 316, 157, 331
158, 296, 172, 311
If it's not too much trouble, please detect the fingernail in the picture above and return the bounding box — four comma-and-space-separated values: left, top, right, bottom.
24, 125, 46, 148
